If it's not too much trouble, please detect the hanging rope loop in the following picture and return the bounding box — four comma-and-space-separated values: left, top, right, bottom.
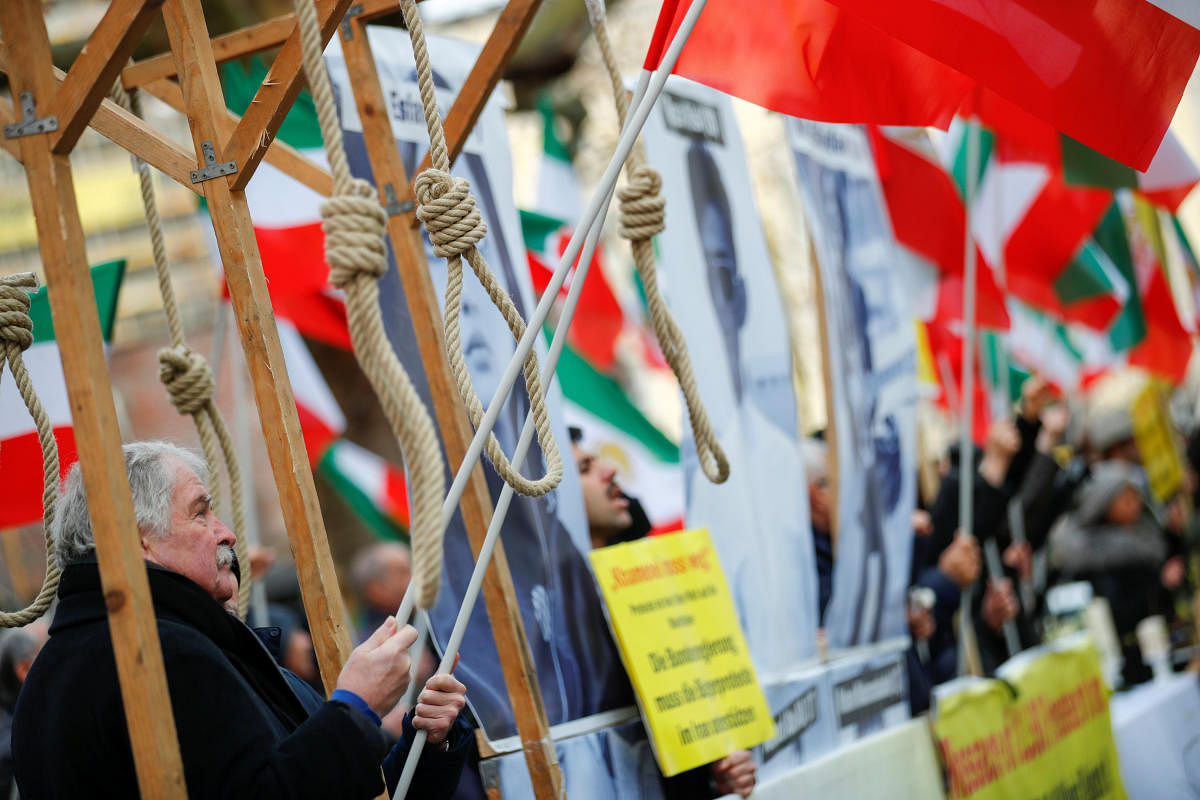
584, 0, 730, 485
0, 279, 35, 351
0, 273, 61, 628
109, 75, 252, 616
158, 345, 215, 417
413, 170, 487, 259
323, 179, 389, 287
291, 0, 447, 610
618, 164, 666, 242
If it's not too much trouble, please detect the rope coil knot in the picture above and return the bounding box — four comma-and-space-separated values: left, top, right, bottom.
322, 178, 389, 288
0, 276, 37, 352
413, 169, 488, 259
618, 165, 666, 242
158, 344, 215, 416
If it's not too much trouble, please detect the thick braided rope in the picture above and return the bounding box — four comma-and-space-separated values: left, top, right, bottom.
584, 0, 729, 483
108, 80, 251, 616
291, 0, 447, 609
0, 275, 60, 627
399, 0, 563, 498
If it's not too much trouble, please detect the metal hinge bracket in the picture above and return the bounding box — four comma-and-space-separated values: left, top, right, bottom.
383, 183, 415, 216
190, 140, 237, 184
4, 91, 58, 139
340, 4, 365, 39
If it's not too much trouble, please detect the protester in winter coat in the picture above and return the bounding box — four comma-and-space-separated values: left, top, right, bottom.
1049, 460, 1170, 685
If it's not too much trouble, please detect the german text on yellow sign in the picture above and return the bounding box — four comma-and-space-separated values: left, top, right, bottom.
589, 528, 775, 776
1131, 383, 1184, 503
933, 638, 1126, 800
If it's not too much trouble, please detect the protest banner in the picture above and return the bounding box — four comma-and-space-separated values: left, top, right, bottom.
933, 636, 1127, 800
754, 667, 837, 782
1130, 382, 1185, 503
590, 528, 776, 776
640, 76, 820, 679
788, 119, 919, 649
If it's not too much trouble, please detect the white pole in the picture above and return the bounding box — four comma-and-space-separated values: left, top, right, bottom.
958, 116, 982, 676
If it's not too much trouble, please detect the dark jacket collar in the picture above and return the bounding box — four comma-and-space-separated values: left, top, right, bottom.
52, 559, 238, 647
53, 559, 311, 730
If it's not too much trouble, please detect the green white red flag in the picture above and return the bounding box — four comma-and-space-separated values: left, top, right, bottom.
316, 438, 410, 540
0, 260, 124, 528
827, 0, 1200, 170
555, 342, 684, 533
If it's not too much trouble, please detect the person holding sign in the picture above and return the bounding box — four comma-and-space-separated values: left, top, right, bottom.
572, 430, 758, 798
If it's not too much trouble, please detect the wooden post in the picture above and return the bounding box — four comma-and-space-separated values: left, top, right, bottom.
338, 11, 565, 797
0, 2, 188, 796
159, 0, 354, 687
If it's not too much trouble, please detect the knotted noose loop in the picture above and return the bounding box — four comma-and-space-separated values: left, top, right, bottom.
585, 0, 730, 483
0, 274, 61, 628
292, 0, 447, 610
158, 345, 215, 417
400, 0, 564, 499
108, 78, 251, 616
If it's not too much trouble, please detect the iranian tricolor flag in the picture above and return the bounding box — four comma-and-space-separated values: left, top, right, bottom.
827, 0, 1200, 170
556, 342, 683, 533
222, 60, 350, 350
316, 438, 410, 541
655, 0, 972, 128
0, 260, 124, 528
522, 209, 628, 373
532, 93, 583, 226
274, 317, 346, 465
936, 117, 1117, 330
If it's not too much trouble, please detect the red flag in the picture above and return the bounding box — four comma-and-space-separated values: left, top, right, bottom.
827, 0, 1200, 170
654, 0, 972, 128
869, 127, 1009, 329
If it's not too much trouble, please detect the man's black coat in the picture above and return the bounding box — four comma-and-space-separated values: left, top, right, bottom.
12, 561, 462, 799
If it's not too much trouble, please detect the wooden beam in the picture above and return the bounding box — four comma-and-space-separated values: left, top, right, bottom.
121, 0, 400, 90
414, 0, 541, 177
0, 41, 199, 190
161, 0, 354, 688
49, 0, 165, 154
339, 13, 564, 798
224, 0, 355, 192
0, 2, 188, 797
140, 76, 333, 197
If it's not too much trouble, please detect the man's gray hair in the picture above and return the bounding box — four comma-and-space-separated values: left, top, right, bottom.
53, 441, 207, 566
349, 542, 409, 602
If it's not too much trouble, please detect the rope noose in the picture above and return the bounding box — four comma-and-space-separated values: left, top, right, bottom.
399, 0, 564, 499
108, 79, 252, 617
0, 274, 61, 628
585, 0, 729, 484
291, 0, 447, 610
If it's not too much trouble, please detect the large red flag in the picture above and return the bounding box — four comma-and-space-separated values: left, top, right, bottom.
653, 0, 972, 128
827, 0, 1200, 170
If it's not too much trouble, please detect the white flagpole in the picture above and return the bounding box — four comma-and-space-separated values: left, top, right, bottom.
958, 116, 983, 677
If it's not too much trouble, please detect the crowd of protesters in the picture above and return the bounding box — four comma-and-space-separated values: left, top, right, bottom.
817, 375, 1200, 714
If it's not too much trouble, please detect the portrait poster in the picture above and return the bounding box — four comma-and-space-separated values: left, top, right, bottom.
326, 30, 637, 759
640, 76, 819, 679
788, 119, 918, 649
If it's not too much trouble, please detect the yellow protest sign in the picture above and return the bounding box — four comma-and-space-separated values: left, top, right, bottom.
589, 528, 775, 776
933, 638, 1126, 800
1130, 383, 1184, 503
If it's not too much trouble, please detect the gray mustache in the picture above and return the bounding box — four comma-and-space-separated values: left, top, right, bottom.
216, 545, 236, 569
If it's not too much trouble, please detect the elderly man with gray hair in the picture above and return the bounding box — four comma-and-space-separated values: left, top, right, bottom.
12, 441, 470, 799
